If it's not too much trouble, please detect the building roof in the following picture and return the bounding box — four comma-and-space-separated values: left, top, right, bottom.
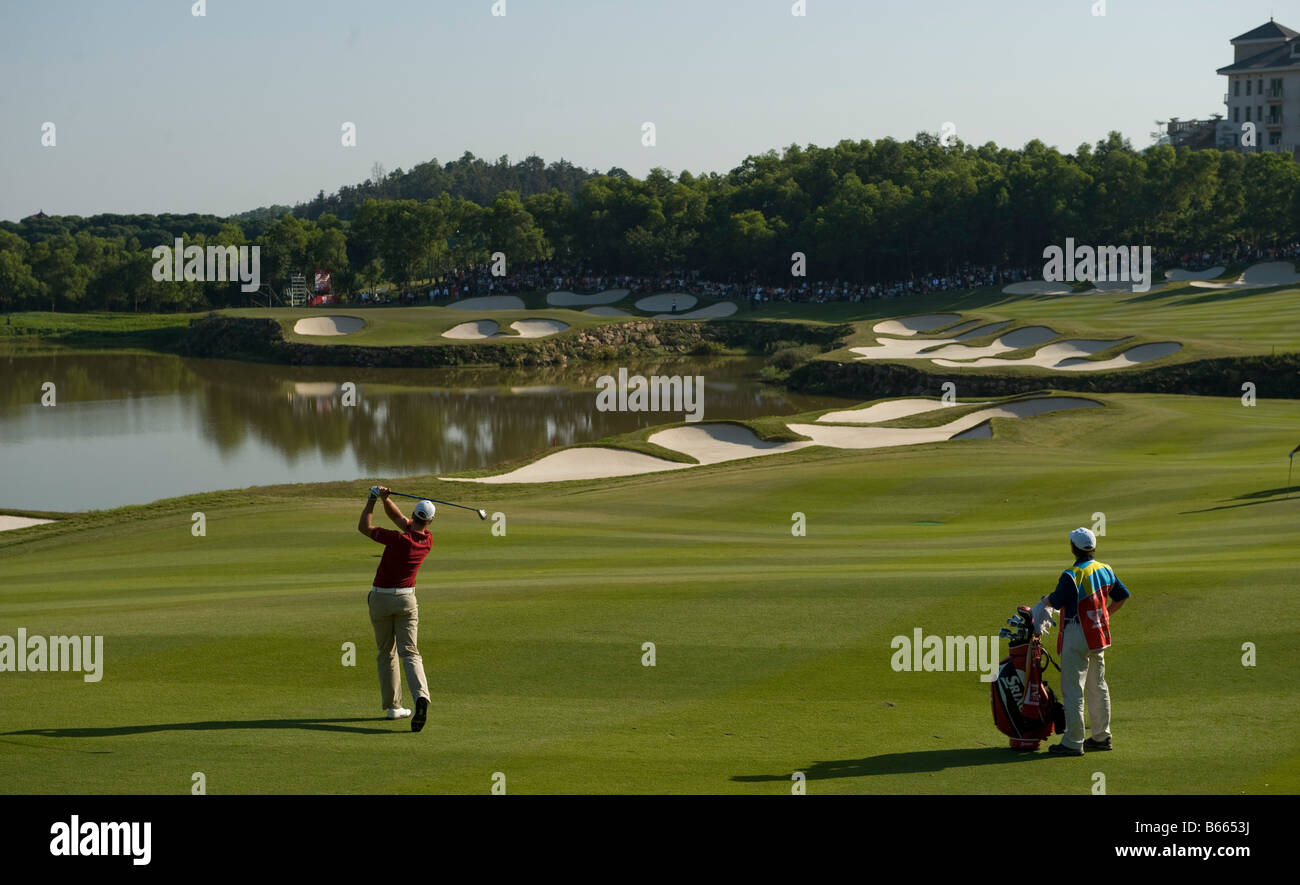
1218, 37, 1300, 74
1232, 20, 1299, 42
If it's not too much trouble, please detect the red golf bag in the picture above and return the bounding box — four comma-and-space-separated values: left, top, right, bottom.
991, 606, 1065, 750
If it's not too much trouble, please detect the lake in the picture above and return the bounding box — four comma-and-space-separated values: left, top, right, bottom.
0, 351, 855, 510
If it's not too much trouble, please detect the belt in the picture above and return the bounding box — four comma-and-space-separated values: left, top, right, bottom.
1064, 616, 1079, 624
371, 586, 414, 595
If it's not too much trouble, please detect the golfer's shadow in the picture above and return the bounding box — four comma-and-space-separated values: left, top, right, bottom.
1181, 485, 1297, 514
732, 747, 1048, 783
7, 718, 395, 738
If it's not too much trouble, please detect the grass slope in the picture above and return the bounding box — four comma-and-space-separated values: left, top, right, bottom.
0, 394, 1296, 794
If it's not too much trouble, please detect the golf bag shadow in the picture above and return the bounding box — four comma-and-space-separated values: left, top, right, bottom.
991, 606, 1066, 750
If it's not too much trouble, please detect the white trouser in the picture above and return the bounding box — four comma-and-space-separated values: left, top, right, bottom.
1060, 620, 1111, 749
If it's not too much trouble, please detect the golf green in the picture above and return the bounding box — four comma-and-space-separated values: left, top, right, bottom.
1, 392, 1295, 794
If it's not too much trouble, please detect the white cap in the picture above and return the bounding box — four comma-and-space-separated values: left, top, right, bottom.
413, 500, 436, 521
1069, 527, 1096, 550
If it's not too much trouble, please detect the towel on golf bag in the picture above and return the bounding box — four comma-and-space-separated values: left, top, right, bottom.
991, 606, 1066, 743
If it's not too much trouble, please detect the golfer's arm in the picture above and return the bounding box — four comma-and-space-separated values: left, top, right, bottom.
357, 497, 376, 536
1109, 598, 1125, 614
382, 496, 408, 529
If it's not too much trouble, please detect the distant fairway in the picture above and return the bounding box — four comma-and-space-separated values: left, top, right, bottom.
1, 393, 1296, 794
5, 275, 1297, 367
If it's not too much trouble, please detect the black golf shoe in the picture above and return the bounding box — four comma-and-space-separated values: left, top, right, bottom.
1048, 742, 1084, 757
1083, 736, 1112, 751
411, 696, 428, 733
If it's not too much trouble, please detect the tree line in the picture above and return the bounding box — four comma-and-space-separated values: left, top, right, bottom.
3, 132, 1300, 313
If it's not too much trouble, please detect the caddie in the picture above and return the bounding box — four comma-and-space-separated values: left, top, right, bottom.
1042, 527, 1131, 756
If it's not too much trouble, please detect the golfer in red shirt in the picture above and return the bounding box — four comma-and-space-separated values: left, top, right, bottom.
357, 485, 433, 732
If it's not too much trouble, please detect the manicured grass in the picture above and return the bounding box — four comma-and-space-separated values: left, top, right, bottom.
1, 393, 1295, 794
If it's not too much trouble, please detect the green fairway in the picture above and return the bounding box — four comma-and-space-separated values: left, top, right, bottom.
1, 392, 1296, 794
6, 276, 1297, 371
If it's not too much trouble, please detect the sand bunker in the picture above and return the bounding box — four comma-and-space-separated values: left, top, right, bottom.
653, 302, 738, 320
872, 314, 962, 336
1001, 281, 1074, 295
442, 319, 568, 339
443, 320, 501, 339
447, 296, 526, 310
1164, 267, 1224, 281
921, 326, 1057, 359
635, 293, 698, 312
931, 338, 1122, 368
647, 423, 811, 464
0, 516, 55, 532
444, 447, 683, 484
510, 319, 569, 338
934, 339, 1180, 371
1055, 341, 1182, 371
583, 306, 631, 317
1190, 261, 1300, 290
446, 396, 1101, 483
816, 398, 987, 424
851, 324, 1042, 361
856, 316, 1181, 373
788, 397, 1101, 449
292, 316, 364, 336
547, 289, 629, 307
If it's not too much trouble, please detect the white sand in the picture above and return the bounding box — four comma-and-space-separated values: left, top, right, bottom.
0, 516, 54, 532
442, 319, 567, 339
933, 338, 1125, 369
292, 316, 364, 336
648, 423, 812, 464
443, 320, 500, 339
1191, 261, 1300, 290
789, 397, 1101, 449
1164, 267, 1224, 281
583, 306, 631, 316
509, 319, 569, 338
546, 289, 629, 307
447, 396, 1100, 483
1000, 281, 1075, 295
653, 302, 738, 320
442, 447, 684, 484
852, 325, 1048, 361
1054, 341, 1182, 372
635, 293, 698, 312
816, 398, 987, 424
447, 296, 527, 310
872, 314, 961, 336
921, 326, 1057, 359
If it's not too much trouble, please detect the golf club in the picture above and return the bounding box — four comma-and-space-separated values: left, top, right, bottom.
376, 488, 488, 520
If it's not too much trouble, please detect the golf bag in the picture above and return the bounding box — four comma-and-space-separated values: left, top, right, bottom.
991, 606, 1066, 750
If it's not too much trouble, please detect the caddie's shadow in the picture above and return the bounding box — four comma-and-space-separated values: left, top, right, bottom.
732, 746, 1048, 783
6, 718, 395, 738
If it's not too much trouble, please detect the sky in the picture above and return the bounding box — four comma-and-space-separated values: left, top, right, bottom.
0, 0, 1288, 221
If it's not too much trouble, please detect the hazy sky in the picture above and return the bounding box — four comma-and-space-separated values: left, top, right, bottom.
0, 0, 1287, 220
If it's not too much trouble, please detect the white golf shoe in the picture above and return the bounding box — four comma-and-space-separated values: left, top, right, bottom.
385, 707, 412, 720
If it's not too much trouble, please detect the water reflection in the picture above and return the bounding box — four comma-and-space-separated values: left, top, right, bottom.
0, 351, 853, 510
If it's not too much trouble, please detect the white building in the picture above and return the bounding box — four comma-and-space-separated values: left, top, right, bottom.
1218, 19, 1300, 157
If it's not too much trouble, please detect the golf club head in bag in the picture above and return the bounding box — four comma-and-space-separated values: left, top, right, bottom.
991, 605, 1065, 750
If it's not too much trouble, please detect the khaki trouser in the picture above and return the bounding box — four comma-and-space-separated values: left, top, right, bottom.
367, 589, 430, 710
1060, 620, 1111, 749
